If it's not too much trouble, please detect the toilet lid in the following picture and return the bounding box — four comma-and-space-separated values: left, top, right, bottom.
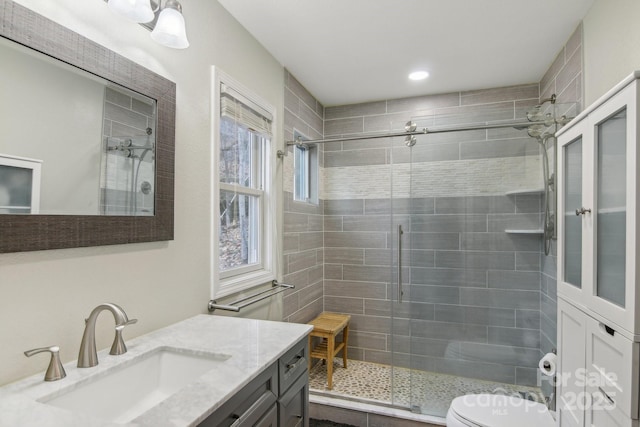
450, 394, 555, 427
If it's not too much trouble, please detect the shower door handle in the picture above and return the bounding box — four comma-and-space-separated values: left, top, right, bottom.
397, 224, 404, 303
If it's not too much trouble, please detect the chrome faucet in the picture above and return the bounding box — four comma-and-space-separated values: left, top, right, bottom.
77, 303, 137, 368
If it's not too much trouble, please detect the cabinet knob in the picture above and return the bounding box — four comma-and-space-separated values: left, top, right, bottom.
575, 207, 592, 216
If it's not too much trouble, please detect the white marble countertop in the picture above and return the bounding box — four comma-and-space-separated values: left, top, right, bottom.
0, 315, 313, 427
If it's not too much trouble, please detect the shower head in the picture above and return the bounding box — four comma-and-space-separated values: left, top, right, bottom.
527, 124, 545, 138
526, 94, 557, 123
526, 105, 543, 122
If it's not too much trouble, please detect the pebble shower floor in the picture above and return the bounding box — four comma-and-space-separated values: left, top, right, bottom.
309, 359, 542, 416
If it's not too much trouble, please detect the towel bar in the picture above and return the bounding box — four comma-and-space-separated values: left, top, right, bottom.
207, 280, 294, 312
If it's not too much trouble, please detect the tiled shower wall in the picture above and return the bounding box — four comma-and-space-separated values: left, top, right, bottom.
282, 70, 325, 323
101, 86, 156, 215
322, 85, 545, 386
281, 22, 584, 389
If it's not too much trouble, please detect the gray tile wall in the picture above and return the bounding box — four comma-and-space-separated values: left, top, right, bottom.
538, 22, 583, 395
322, 84, 544, 386
283, 69, 325, 323
282, 21, 584, 391
324, 194, 543, 385
101, 86, 156, 215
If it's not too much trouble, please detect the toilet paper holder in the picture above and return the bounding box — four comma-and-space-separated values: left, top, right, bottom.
543, 348, 557, 412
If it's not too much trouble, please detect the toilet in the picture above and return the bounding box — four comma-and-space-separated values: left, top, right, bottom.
446, 394, 555, 427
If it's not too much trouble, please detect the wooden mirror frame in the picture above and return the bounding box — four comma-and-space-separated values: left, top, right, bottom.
0, 0, 175, 253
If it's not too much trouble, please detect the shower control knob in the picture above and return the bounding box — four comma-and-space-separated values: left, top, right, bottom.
575, 207, 592, 216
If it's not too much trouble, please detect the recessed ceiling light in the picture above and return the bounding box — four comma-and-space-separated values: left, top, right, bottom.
409, 71, 429, 81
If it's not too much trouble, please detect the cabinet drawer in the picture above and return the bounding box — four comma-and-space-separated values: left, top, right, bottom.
199, 363, 278, 427
586, 316, 640, 418
279, 338, 307, 395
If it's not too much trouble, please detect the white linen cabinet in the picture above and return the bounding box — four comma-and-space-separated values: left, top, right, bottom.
557, 72, 640, 427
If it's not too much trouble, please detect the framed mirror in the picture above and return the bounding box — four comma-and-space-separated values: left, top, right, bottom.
0, 0, 175, 253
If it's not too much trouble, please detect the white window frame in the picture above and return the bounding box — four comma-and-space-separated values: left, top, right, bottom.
211, 68, 277, 299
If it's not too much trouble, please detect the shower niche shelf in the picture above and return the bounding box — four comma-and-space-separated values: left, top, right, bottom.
504, 229, 544, 235
504, 188, 544, 196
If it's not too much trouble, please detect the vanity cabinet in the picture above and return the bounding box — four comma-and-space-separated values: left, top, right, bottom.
199, 337, 309, 427
278, 338, 309, 427
557, 72, 640, 338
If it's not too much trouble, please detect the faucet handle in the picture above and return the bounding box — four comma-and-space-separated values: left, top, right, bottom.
124, 318, 138, 327
24, 346, 67, 381
109, 319, 138, 356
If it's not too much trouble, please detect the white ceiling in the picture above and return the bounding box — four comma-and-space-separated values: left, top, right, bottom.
217, 0, 595, 107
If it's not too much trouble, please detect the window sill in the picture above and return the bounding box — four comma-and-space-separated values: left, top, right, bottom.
215, 269, 276, 299
292, 198, 319, 206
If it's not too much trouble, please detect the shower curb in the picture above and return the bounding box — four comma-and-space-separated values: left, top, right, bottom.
310, 393, 446, 427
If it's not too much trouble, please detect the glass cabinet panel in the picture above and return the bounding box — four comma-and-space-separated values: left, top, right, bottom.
564, 137, 583, 287
595, 108, 627, 307
0, 154, 41, 214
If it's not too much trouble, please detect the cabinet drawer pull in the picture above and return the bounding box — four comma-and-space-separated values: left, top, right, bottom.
599, 322, 616, 336
229, 391, 275, 427
286, 355, 303, 371
575, 207, 592, 216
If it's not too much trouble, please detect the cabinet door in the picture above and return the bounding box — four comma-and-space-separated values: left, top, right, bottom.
558, 117, 589, 306
585, 315, 639, 419
255, 405, 278, 427
558, 298, 587, 427
593, 108, 627, 307
278, 372, 308, 427
558, 80, 639, 334
585, 83, 637, 332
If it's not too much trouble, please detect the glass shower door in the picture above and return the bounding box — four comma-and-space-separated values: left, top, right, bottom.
389, 127, 414, 410
401, 121, 547, 417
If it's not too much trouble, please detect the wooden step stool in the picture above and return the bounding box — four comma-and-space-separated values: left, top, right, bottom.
308, 312, 351, 390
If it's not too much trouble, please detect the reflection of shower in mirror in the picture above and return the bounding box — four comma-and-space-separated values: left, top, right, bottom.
101, 85, 156, 216
102, 133, 155, 216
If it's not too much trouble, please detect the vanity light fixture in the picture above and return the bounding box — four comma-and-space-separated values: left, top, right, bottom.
108, 0, 154, 23
105, 0, 190, 49
150, 0, 190, 49
409, 70, 429, 81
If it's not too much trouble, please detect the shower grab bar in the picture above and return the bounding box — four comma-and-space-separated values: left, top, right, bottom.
397, 224, 404, 304
207, 280, 294, 312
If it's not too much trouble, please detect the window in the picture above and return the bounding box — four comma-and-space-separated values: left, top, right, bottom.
293, 132, 318, 204
213, 69, 276, 297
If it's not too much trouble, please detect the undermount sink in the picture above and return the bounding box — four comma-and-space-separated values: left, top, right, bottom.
40, 347, 231, 424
